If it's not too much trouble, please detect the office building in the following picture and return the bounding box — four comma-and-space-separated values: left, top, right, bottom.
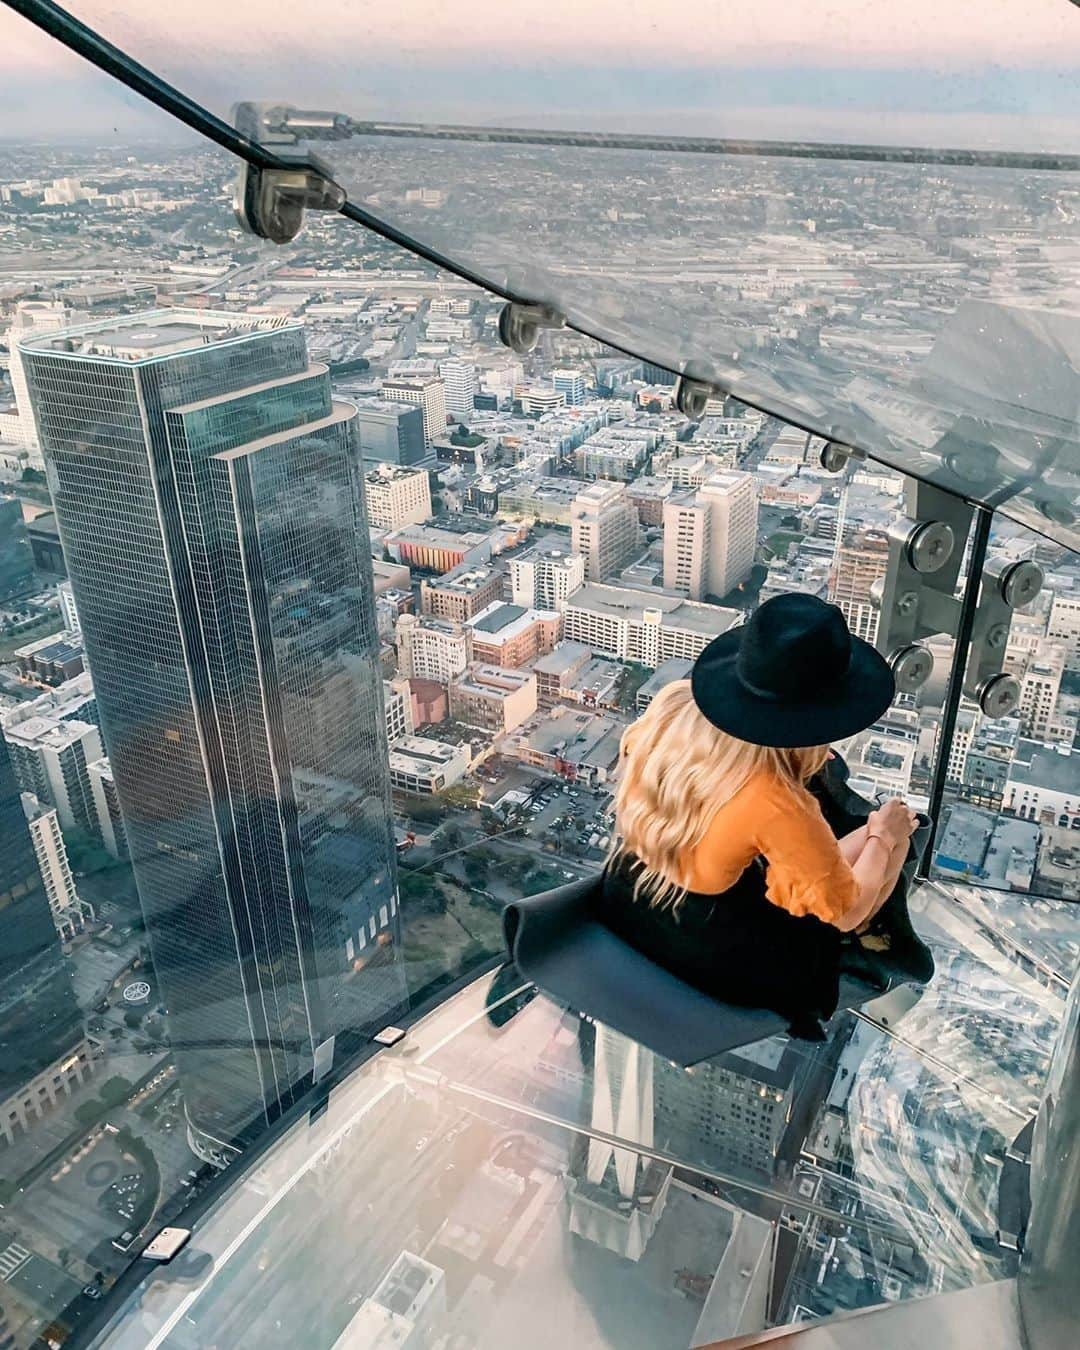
363, 463, 432, 531
22, 310, 403, 1153
352, 399, 427, 467
1018, 641, 1067, 741
2, 300, 76, 466
4, 671, 97, 730
25, 510, 65, 575
499, 475, 588, 526
21, 794, 92, 940
0, 735, 82, 1109
1046, 580, 1080, 672
14, 631, 84, 685
570, 481, 642, 582
829, 526, 891, 644
449, 664, 537, 733
88, 756, 128, 860
662, 470, 758, 602
395, 612, 472, 684
3, 715, 102, 835
419, 563, 503, 622
466, 601, 561, 668
511, 543, 586, 612
387, 736, 470, 795
574, 434, 650, 482
439, 358, 478, 418
519, 386, 565, 416
0, 496, 34, 600
383, 679, 413, 745
563, 583, 738, 668
384, 522, 493, 572
383, 375, 447, 447
625, 475, 675, 527
552, 368, 587, 405
57, 578, 80, 634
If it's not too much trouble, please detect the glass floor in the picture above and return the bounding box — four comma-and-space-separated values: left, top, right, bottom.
90, 879, 1077, 1350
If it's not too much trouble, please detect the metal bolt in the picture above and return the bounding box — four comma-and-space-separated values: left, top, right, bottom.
906, 521, 955, 575
896, 590, 919, 617
1000, 560, 1043, 610
888, 644, 934, 693
977, 674, 1020, 720
986, 623, 1009, 650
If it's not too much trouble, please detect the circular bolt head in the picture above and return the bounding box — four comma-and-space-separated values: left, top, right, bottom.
1001, 560, 1043, 609
978, 673, 1020, 720
986, 623, 1009, 650
889, 644, 934, 693
674, 377, 710, 421
498, 303, 539, 354
907, 521, 955, 574
820, 441, 852, 473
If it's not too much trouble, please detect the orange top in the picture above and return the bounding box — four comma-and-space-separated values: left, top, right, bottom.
684, 771, 858, 925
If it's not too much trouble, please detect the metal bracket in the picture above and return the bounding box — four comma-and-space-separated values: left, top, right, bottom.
497, 301, 565, 354
232, 102, 346, 244
819, 440, 867, 473
874, 481, 1042, 714
673, 374, 723, 421
873, 480, 973, 695
964, 556, 1043, 717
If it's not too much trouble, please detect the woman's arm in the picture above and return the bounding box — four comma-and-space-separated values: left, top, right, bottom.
830, 800, 916, 932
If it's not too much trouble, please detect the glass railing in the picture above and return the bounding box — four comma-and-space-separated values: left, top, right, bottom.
7, 0, 1080, 548
0, 2, 1076, 1346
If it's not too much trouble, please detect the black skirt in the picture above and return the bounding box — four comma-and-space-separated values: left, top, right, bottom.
595, 760, 866, 1023
597, 854, 843, 1023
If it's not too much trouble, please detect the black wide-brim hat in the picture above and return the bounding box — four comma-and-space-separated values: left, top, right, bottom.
691, 592, 895, 747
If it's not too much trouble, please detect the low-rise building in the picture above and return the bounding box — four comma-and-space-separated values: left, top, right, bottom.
466, 601, 561, 668
563, 583, 738, 669
449, 664, 538, 734
419, 562, 503, 621
395, 613, 472, 684
385, 522, 493, 572
508, 708, 624, 785
1004, 741, 1079, 828
636, 657, 693, 712
387, 735, 471, 795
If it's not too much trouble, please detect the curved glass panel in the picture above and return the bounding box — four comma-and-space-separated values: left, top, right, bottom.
10, 0, 1080, 544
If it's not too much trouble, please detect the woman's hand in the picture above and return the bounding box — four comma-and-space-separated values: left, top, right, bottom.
868, 797, 918, 849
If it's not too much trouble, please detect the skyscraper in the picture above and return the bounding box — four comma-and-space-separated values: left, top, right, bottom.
439, 358, 478, 419
22, 311, 404, 1158
352, 398, 426, 467
383, 375, 448, 447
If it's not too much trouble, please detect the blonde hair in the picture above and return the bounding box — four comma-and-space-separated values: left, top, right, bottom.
608, 680, 829, 910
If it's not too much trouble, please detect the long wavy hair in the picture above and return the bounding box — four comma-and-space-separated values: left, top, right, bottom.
608, 679, 829, 910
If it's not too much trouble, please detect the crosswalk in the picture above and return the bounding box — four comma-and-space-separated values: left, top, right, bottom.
0, 1241, 31, 1282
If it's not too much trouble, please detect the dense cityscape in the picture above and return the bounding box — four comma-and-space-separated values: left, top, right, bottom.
0, 136, 1077, 1348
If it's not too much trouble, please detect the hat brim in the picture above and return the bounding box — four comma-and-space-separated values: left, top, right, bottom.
691, 627, 896, 747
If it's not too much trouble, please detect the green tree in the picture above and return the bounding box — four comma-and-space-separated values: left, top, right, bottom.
98, 1075, 133, 1109
74, 1101, 101, 1127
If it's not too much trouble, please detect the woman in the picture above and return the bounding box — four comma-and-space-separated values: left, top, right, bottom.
600, 592, 925, 1032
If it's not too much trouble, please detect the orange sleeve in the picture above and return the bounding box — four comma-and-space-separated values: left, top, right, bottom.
752, 779, 859, 925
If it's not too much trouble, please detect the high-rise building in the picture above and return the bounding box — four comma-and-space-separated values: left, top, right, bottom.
21, 793, 92, 939
363, 463, 432, 531
383, 376, 448, 447
570, 481, 641, 582
1047, 581, 1080, 673
828, 526, 890, 644
439, 358, 478, 419
3, 715, 103, 835
352, 399, 427, 467
510, 543, 586, 612
88, 756, 128, 860
1018, 640, 1067, 741
0, 735, 82, 1108
552, 368, 586, 406
0, 495, 34, 600
57, 578, 80, 634
22, 310, 403, 1156
662, 470, 758, 602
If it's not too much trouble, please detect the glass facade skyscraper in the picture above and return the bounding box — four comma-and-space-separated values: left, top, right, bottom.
21, 313, 404, 1158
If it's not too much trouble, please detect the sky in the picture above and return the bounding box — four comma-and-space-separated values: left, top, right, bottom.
1, 0, 1079, 146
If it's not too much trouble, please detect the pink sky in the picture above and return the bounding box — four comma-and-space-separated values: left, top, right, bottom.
7, 0, 1079, 73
